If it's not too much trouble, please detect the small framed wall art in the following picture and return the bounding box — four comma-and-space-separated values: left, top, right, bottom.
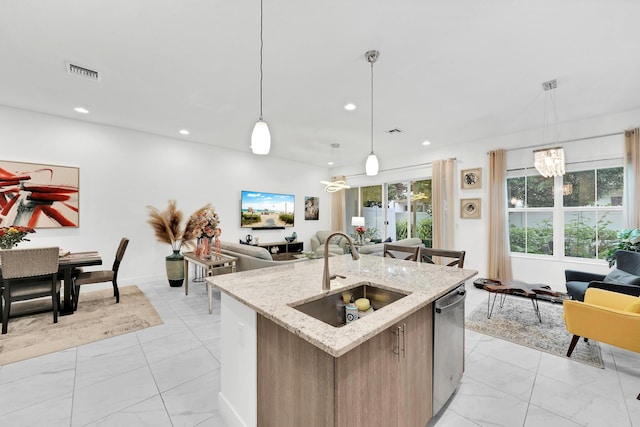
304, 196, 319, 220
460, 198, 481, 219
461, 168, 482, 190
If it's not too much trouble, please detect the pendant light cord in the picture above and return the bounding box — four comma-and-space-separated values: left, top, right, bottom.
259, 0, 264, 120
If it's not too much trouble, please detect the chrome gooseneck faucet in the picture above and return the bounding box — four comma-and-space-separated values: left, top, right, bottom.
322, 232, 360, 290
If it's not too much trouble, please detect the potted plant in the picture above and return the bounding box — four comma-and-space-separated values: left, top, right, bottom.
605, 228, 640, 267
0, 226, 35, 249
147, 200, 190, 287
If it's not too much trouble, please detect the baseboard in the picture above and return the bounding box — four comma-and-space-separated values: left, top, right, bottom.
219, 391, 250, 427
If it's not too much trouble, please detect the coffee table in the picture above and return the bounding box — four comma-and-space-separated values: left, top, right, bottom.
473, 278, 567, 322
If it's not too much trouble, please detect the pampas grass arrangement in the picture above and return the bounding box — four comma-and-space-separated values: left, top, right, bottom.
147, 200, 186, 251
147, 201, 221, 252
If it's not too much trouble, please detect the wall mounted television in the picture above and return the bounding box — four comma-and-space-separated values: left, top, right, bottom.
241, 190, 295, 229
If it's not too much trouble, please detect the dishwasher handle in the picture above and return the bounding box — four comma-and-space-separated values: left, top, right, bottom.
435, 289, 466, 314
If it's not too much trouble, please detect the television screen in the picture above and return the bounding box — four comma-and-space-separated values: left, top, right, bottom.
241, 190, 295, 229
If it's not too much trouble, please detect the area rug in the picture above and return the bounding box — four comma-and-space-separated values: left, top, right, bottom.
466, 296, 604, 369
0, 285, 163, 365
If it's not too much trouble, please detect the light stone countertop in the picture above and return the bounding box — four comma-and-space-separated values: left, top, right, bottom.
207, 254, 478, 357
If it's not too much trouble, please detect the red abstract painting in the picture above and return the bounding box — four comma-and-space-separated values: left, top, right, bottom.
0, 160, 79, 228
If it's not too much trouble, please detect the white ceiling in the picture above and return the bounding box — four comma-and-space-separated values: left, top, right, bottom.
2, 0, 640, 170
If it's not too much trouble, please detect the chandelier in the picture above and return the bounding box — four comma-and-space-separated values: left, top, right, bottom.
534, 147, 565, 178
321, 176, 350, 193
321, 144, 350, 192
534, 79, 565, 177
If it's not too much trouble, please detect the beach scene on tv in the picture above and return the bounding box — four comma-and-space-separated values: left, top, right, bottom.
241, 191, 295, 228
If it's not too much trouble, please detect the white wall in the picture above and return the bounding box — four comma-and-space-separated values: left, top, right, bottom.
344, 108, 640, 290
0, 105, 330, 284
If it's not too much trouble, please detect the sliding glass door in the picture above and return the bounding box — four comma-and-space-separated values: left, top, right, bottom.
346, 178, 432, 245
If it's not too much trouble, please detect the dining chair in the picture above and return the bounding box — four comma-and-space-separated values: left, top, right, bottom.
73, 237, 129, 310
1, 247, 61, 334
419, 248, 466, 268
383, 244, 420, 261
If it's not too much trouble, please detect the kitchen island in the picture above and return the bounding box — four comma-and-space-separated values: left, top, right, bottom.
208, 253, 477, 427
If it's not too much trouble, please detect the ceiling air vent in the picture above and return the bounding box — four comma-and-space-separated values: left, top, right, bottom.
66, 63, 100, 81
386, 128, 403, 134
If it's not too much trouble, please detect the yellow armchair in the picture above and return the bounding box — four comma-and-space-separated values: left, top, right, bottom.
563, 288, 640, 356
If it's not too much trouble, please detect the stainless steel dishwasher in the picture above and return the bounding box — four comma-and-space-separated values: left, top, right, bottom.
433, 284, 466, 415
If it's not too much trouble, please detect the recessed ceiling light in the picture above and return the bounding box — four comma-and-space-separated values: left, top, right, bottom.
179, 129, 190, 135
344, 103, 356, 111
74, 107, 89, 114
328, 161, 335, 166
422, 140, 431, 146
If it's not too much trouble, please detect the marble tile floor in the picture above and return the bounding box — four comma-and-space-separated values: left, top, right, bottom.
0, 280, 638, 427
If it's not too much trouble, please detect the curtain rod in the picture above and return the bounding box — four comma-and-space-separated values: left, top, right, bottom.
507, 156, 624, 173
345, 157, 456, 179
501, 131, 624, 153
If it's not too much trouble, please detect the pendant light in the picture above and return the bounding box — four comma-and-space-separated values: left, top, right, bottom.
365, 50, 380, 176
320, 143, 351, 192
534, 79, 565, 177
250, 0, 271, 155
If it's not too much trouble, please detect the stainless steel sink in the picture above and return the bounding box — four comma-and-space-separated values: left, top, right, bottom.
291, 282, 408, 327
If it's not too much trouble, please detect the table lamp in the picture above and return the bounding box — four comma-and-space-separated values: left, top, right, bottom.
351, 217, 365, 244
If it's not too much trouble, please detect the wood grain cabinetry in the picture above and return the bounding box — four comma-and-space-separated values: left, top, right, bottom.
257, 304, 433, 427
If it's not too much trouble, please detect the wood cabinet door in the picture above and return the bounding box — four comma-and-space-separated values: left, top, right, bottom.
398, 305, 433, 427
257, 315, 335, 427
335, 324, 400, 427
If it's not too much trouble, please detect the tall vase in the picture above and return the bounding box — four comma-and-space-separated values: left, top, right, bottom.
196, 236, 212, 259
165, 249, 184, 287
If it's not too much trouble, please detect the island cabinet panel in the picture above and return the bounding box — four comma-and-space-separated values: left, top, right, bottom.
257, 315, 335, 427
334, 322, 400, 426
257, 304, 434, 427
335, 304, 433, 427
399, 304, 433, 426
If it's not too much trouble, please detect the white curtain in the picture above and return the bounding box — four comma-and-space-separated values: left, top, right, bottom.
330, 175, 346, 231
432, 159, 455, 249
487, 149, 512, 280
625, 128, 640, 228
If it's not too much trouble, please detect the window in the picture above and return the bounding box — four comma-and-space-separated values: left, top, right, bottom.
563, 167, 623, 259
507, 165, 623, 260
507, 175, 554, 255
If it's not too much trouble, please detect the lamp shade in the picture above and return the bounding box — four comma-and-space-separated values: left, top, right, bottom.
251, 119, 271, 155
365, 153, 379, 176
351, 216, 365, 227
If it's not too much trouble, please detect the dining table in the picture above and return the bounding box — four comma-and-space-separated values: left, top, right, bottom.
57, 251, 102, 315
0, 250, 102, 316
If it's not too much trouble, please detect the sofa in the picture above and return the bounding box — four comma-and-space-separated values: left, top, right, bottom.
358, 237, 424, 256
219, 241, 305, 272
565, 250, 640, 301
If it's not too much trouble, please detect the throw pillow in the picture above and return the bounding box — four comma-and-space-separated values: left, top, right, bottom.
384, 237, 392, 243
604, 269, 640, 286
624, 299, 640, 313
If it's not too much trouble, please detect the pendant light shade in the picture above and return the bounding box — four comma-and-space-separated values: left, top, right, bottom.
251, 119, 271, 155
251, 0, 271, 155
365, 153, 379, 176
365, 49, 379, 176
